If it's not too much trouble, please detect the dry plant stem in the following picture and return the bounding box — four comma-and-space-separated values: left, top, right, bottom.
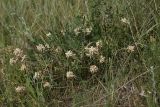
92, 70, 150, 105
150, 66, 157, 104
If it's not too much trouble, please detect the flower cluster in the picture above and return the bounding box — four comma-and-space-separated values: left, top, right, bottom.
9, 48, 27, 71
90, 65, 98, 74
43, 81, 51, 88
36, 43, 50, 52
36, 44, 45, 52
85, 46, 99, 57
33, 71, 41, 80
66, 71, 75, 79
127, 45, 135, 52
74, 26, 92, 36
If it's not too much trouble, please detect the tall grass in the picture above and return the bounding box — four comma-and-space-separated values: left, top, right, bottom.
0, 0, 160, 106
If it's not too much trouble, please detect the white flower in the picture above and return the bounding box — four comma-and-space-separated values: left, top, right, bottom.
85, 27, 92, 35
36, 44, 45, 52
127, 45, 135, 52
99, 55, 105, 63
66, 71, 75, 79
90, 65, 98, 74
121, 18, 130, 24
74, 27, 81, 35
33, 72, 41, 79
46, 32, 52, 37
85, 46, 99, 57
43, 82, 51, 88
96, 40, 103, 48
20, 64, 27, 71
65, 50, 76, 58
15, 86, 26, 93
13, 48, 23, 57
9, 58, 17, 65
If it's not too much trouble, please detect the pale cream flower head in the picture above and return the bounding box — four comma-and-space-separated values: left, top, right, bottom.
66, 71, 75, 79
9, 58, 17, 65
13, 48, 23, 57
127, 45, 135, 52
46, 32, 52, 37
85, 46, 99, 57
33, 72, 41, 79
90, 65, 98, 74
96, 40, 103, 48
36, 44, 45, 52
121, 18, 130, 24
20, 64, 27, 71
85, 27, 92, 35
43, 82, 51, 88
74, 27, 81, 35
99, 55, 105, 63
15, 86, 26, 93
65, 50, 76, 58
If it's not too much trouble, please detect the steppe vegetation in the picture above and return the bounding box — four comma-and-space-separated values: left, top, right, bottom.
0, 0, 160, 107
